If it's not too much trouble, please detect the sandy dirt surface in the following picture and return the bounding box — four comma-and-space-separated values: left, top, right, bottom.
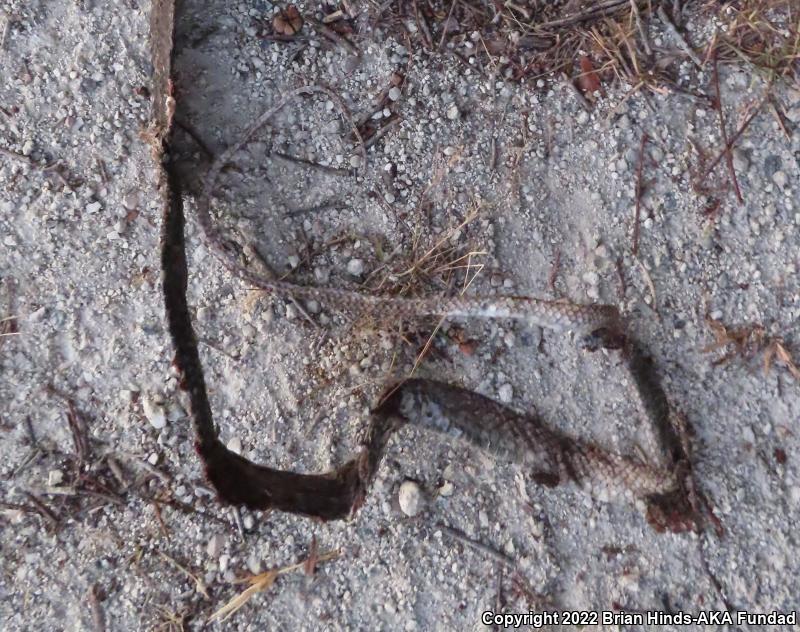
1, 1, 799, 630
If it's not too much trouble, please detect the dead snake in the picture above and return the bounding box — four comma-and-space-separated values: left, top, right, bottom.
154, 47, 710, 531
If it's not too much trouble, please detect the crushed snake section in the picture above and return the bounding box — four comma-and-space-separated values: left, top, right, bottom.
152, 1, 711, 533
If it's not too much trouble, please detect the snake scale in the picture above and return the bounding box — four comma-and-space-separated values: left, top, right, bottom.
153, 1, 711, 533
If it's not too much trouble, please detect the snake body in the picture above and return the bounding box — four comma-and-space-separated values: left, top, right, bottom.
194, 86, 623, 350
153, 32, 708, 530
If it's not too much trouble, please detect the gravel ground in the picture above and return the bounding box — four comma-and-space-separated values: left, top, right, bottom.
1, 1, 799, 630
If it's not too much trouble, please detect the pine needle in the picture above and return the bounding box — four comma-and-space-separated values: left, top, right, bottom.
208, 549, 340, 623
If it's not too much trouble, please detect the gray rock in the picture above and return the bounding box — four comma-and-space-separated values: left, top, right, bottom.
398, 480, 423, 516
763, 154, 782, 177
347, 258, 364, 276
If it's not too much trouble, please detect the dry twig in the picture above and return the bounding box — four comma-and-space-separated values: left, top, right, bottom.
437, 523, 515, 567
632, 132, 648, 255
209, 549, 340, 622
711, 52, 743, 203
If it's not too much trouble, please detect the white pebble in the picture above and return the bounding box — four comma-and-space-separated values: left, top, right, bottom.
349, 154, 362, 168
582, 271, 599, 286
498, 383, 513, 403
388, 86, 401, 101
287, 254, 300, 269
306, 299, 320, 314
398, 480, 423, 516
207, 534, 225, 557
142, 396, 167, 430
122, 191, 139, 210
47, 469, 64, 486
347, 258, 364, 276
246, 554, 262, 575
772, 171, 787, 188
446, 104, 459, 120
314, 267, 330, 283
227, 437, 242, 455
86, 201, 102, 214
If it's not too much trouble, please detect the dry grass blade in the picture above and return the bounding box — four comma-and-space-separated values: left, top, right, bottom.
370, 205, 486, 298
767, 340, 800, 381
208, 570, 279, 623
208, 549, 340, 622
304, 534, 319, 576
0, 314, 20, 344
704, 318, 799, 382
709, 0, 800, 86
158, 551, 210, 599
703, 319, 765, 359
373, 0, 798, 97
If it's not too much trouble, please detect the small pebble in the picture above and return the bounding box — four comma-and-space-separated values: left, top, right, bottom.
346, 258, 364, 276
772, 171, 787, 189
242, 514, 255, 530
287, 254, 300, 269
207, 534, 225, 557
246, 554, 262, 575
498, 383, 513, 403
314, 267, 330, 284
147, 452, 159, 466
582, 271, 599, 286
306, 299, 320, 314
86, 201, 102, 214
398, 480, 423, 516
142, 396, 167, 430
47, 469, 64, 486
446, 104, 459, 120
122, 191, 139, 211
349, 155, 362, 168
388, 86, 401, 101
732, 149, 749, 173
227, 437, 242, 455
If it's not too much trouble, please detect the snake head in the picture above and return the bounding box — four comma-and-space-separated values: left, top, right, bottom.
578, 327, 627, 351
